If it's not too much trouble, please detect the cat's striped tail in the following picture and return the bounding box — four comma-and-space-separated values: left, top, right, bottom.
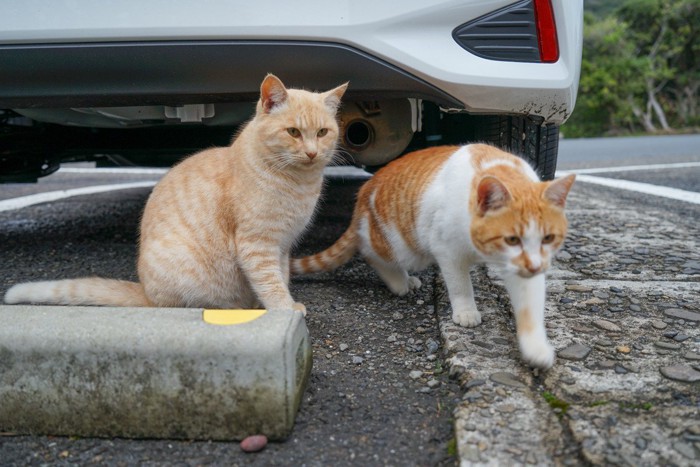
291, 223, 359, 275
4, 278, 151, 307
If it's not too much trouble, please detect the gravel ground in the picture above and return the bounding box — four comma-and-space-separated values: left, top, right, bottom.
1, 168, 699, 466
0, 178, 460, 466
442, 181, 700, 466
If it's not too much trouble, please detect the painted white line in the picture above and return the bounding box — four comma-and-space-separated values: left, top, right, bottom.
558, 172, 700, 205
0, 181, 157, 213
59, 165, 373, 178
324, 166, 372, 179
59, 167, 169, 175
563, 161, 700, 175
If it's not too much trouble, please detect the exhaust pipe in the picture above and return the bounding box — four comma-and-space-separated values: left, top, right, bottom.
344, 119, 374, 151
340, 99, 414, 167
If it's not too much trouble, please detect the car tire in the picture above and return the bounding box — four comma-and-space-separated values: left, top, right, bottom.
474, 116, 559, 181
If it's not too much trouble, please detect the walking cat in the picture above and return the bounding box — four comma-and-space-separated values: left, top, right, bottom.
292, 144, 575, 368
5, 74, 348, 313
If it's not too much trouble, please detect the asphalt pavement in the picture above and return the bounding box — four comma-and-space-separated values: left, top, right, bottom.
1, 136, 700, 465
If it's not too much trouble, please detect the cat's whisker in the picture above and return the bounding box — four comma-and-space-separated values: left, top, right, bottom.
333, 148, 357, 166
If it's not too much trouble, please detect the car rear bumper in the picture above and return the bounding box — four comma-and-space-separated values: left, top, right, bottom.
0, 41, 461, 109
0, 0, 582, 123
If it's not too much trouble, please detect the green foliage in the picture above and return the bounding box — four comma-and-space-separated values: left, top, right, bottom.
563, 0, 700, 137
433, 359, 444, 375
619, 401, 654, 411
446, 437, 458, 457
542, 391, 570, 417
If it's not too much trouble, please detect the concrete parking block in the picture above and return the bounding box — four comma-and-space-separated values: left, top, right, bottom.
0, 305, 311, 441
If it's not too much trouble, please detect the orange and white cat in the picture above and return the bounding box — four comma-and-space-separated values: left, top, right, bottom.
292, 144, 575, 368
5, 74, 347, 313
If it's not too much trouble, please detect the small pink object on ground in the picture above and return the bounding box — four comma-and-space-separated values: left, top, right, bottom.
240, 434, 268, 453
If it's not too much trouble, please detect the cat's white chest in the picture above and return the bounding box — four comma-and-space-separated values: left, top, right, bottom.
417, 150, 476, 258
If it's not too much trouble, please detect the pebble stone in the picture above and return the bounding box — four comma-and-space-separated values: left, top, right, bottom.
566, 285, 593, 293
558, 344, 592, 361
664, 309, 700, 322
425, 338, 439, 355
659, 365, 700, 382
490, 372, 527, 389
654, 341, 681, 351
674, 333, 690, 342
593, 320, 622, 333
240, 435, 268, 453
673, 441, 697, 460
557, 251, 572, 261
465, 379, 486, 389
463, 390, 482, 402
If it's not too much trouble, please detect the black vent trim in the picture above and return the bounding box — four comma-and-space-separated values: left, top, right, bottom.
452, 0, 541, 63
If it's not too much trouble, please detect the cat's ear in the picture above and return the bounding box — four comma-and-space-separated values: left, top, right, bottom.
260, 74, 289, 113
477, 176, 511, 215
543, 174, 576, 208
322, 82, 349, 112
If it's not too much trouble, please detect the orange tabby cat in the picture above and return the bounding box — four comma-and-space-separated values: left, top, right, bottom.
292, 144, 575, 368
5, 74, 348, 313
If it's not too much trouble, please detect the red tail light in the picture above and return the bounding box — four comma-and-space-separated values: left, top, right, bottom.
534, 0, 559, 62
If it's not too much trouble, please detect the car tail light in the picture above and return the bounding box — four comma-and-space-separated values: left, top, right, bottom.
534, 0, 559, 62
452, 0, 560, 63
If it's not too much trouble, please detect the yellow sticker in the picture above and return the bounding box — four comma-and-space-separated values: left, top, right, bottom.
202, 309, 267, 325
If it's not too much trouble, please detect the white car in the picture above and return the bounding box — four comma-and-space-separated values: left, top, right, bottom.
0, 0, 582, 182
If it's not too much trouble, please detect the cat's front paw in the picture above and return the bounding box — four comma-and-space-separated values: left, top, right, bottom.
519, 339, 555, 369
407, 276, 422, 291
452, 308, 482, 328
385, 275, 422, 296
292, 302, 307, 316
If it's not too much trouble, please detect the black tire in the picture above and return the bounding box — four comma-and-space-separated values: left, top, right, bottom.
0, 122, 58, 183
474, 116, 559, 180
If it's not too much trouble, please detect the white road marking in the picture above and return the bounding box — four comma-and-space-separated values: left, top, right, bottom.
558, 172, 700, 205
59, 165, 373, 178
324, 166, 373, 179
59, 167, 169, 175
562, 161, 700, 174
3, 161, 697, 213
0, 181, 157, 213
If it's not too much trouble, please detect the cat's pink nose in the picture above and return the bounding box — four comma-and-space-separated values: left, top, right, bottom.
306, 151, 317, 160
527, 264, 541, 274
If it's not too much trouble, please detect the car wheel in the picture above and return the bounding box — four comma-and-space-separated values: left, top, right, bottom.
474, 116, 559, 181
0, 122, 58, 183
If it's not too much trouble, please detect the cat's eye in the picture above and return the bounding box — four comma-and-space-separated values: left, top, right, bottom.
504, 236, 521, 246
287, 127, 301, 138
317, 128, 329, 137
542, 234, 556, 244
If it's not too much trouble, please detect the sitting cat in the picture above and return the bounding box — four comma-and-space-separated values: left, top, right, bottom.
5, 74, 348, 313
292, 144, 575, 368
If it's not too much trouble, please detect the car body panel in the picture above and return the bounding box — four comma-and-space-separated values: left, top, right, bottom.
0, 0, 583, 123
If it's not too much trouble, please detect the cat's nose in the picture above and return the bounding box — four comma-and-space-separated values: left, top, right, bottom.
306, 151, 317, 160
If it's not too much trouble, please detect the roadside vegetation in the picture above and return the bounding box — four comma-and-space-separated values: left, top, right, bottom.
562, 0, 699, 137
